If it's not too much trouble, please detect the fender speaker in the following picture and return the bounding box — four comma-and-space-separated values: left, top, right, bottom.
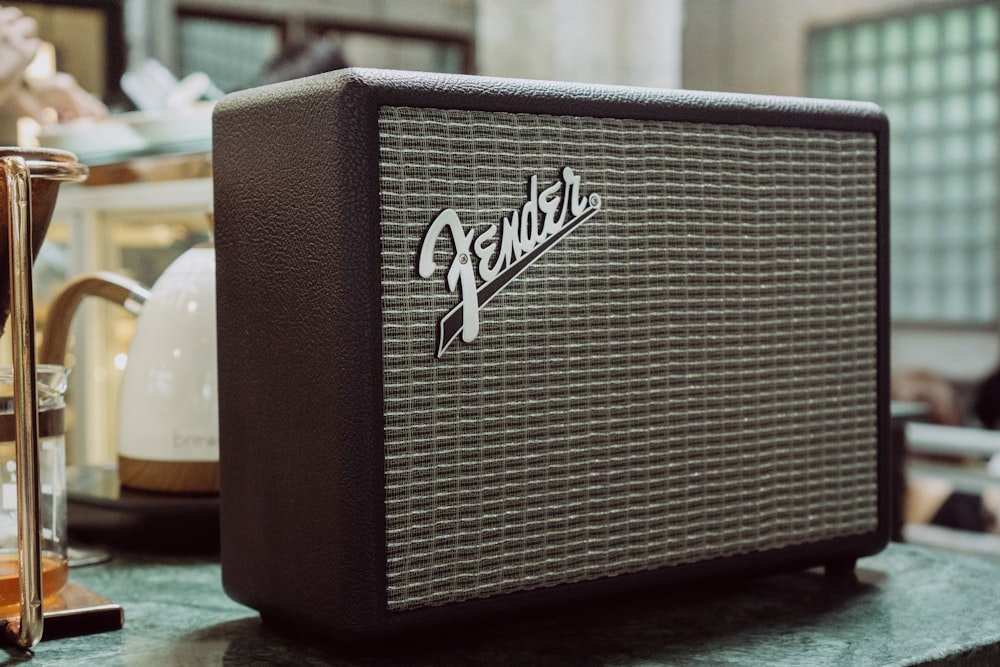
212, 68, 889, 638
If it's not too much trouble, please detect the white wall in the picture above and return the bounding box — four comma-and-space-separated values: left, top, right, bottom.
476, 0, 682, 88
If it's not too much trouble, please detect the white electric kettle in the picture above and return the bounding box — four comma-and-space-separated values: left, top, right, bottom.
117, 246, 218, 493
42, 245, 219, 494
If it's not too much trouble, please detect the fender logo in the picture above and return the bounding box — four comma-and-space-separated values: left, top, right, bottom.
417, 167, 601, 357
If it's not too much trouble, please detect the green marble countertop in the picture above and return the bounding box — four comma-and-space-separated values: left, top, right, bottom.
4, 541, 1000, 665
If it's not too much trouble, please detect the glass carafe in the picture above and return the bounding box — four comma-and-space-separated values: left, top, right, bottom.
0, 365, 69, 614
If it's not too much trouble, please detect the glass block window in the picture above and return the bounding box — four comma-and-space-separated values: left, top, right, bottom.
808, 2, 1000, 324
179, 18, 281, 93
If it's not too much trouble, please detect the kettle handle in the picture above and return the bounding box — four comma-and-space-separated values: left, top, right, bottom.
39, 272, 151, 366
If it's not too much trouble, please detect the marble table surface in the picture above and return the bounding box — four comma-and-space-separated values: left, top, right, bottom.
3, 541, 1000, 666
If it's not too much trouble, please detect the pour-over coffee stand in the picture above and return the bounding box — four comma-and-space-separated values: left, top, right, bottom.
0, 149, 123, 650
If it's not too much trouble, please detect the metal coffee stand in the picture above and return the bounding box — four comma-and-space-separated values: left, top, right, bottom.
1, 152, 123, 650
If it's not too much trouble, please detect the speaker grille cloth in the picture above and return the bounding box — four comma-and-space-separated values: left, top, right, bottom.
378, 106, 879, 612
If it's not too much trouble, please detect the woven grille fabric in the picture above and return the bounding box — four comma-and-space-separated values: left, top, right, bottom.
378, 105, 879, 612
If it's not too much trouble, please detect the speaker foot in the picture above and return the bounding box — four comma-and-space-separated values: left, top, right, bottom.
823, 557, 860, 592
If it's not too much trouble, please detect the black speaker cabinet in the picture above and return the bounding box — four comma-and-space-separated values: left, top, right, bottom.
212, 68, 889, 639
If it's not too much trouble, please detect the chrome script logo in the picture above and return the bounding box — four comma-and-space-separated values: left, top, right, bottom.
417, 167, 601, 357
